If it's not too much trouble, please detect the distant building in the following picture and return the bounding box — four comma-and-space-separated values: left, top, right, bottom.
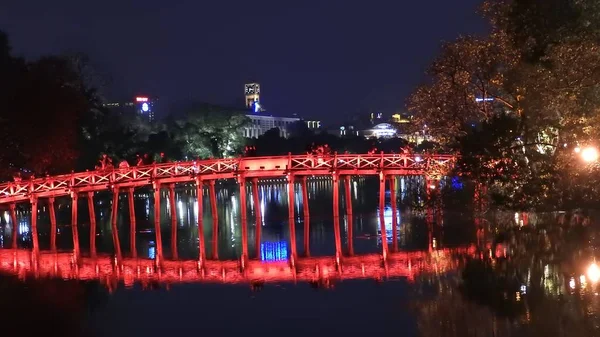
240, 82, 300, 138
245, 83, 260, 109
103, 95, 157, 122
244, 113, 300, 138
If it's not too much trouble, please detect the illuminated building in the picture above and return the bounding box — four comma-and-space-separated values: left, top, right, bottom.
245, 83, 260, 108
305, 120, 321, 130
241, 83, 300, 138
103, 95, 157, 122
243, 113, 300, 138
363, 123, 398, 138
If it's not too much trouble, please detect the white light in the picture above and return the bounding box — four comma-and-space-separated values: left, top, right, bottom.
574, 146, 581, 153
429, 184, 436, 190
415, 156, 422, 162
588, 262, 600, 283
142, 103, 149, 112
569, 277, 576, 289
581, 146, 599, 163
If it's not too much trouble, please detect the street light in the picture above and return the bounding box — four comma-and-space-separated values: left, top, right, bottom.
587, 262, 600, 283
581, 146, 599, 163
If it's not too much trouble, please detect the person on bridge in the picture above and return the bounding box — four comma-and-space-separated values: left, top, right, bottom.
118, 160, 130, 169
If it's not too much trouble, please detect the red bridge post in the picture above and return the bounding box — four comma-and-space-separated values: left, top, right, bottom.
332, 173, 342, 258
71, 192, 81, 263
30, 196, 39, 256
87, 192, 97, 258
110, 188, 122, 264
287, 174, 297, 261
301, 176, 310, 257
153, 182, 164, 266
127, 188, 136, 258
378, 172, 389, 259
9, 203, 17, 249
208, 180, 218, 259
344, 175, 353, 256
251, 178, 261, 259
389, 176, 398, 252
238, 177, 249, 264
196, 178, 206, 263
48, 197, 57, 252
168, 184, 178, 260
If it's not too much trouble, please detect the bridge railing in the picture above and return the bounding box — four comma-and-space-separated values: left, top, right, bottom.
0, 153, 456, 203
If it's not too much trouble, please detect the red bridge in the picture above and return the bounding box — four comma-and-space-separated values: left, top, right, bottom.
0, 153, 456, 282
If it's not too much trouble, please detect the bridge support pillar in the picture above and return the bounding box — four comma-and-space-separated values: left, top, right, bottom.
332, 174, 342, 258
48, 197, 57, 251
252, 178, 261, 259
238, 177, 248, 264
9, 203, 17, 249
71, 192, 81, 262
168, 184, 178, 260
301, 176, 310, 257
344, 176, 353, 256
87, 192, 97, 258
127, 188, 136, 258
389, 176, 398, 252
196, 178, 206, 263
153, 183, 164, 266
30, 197, 39, 256
209, 180, 218, 259
111, 188, 122, 264
378, 172, 389, 259
287, 174, 297, 261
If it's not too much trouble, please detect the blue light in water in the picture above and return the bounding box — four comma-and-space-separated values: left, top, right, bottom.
260, 241, 288, 262
451, 177, 464, 190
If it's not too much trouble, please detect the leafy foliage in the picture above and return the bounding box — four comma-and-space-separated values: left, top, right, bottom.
409, 0, 600, 210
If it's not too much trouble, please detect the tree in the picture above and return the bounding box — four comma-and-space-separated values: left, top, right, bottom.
172, 103, 249, 159
408, 0, 600, 210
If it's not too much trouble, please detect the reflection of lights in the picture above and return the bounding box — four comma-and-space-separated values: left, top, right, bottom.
574, 146, 581, 153
3, 211, 8, 224
520, 285, 527, 294
581, 146, 599, 163
569, 277, 576, 289
587, 262, 600, 283
580, 275, 587, 288
149, 246, 156, 259
261, 241, 288, 262
428, 184, 436, 190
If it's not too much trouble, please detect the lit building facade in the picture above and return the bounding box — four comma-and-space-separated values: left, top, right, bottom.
103, 95, 157, 122
245, 83, 260, 108
243, 113, 300, 138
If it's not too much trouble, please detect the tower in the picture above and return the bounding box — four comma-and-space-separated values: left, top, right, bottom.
245, 83, 260, 109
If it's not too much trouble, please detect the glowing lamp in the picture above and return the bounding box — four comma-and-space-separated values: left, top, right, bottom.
581, 147, 599, 163
142, 103, 149, 112
587, 262, 600, 283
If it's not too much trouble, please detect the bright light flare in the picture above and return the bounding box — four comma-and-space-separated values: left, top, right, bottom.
587, 262, 600, 283
581, 147, 599, 163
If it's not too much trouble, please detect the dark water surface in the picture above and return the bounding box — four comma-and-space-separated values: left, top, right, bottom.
1, 176, 600, 336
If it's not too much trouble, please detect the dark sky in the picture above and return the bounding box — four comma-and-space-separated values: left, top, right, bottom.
0, 0, 486, 123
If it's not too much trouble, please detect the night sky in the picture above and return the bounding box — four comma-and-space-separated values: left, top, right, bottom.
1, 0, 486, 123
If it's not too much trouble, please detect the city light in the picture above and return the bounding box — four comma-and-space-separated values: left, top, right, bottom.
587, 262, 600, 283
142, 102, 149, 112
135, 96, 148, 102
581, 146, 599, 163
